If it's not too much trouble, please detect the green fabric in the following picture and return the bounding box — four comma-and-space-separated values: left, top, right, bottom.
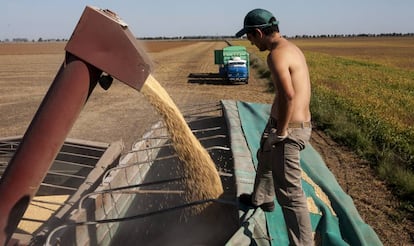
228, 101, 382, 246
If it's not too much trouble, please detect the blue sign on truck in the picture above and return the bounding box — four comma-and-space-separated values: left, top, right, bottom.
214, 46, 249, 84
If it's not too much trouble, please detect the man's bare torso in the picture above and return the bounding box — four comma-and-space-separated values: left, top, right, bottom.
268, 38, 311, 125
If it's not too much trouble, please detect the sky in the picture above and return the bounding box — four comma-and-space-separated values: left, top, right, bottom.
1, 0, 413, 40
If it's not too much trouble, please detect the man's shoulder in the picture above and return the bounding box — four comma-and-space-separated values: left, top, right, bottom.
271, 43, 295, 61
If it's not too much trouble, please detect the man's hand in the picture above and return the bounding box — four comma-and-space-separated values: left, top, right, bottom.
262, 128, 288, 150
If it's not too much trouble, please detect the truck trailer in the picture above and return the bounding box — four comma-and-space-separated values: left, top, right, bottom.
214, 46, 249, 83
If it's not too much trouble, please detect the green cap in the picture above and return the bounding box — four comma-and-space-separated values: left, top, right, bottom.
235, 8, 279, 37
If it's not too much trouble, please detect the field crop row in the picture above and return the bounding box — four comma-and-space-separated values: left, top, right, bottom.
0, 40, 199, 55
232, 37, 414, 202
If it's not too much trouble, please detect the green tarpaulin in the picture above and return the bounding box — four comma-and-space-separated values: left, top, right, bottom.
222, 100, 382, 246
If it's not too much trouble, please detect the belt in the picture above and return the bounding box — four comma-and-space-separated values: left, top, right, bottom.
268, 118, 311, 129
288, 121, 312, 128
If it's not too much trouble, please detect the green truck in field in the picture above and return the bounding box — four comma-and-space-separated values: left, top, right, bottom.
214, 46, 249, 83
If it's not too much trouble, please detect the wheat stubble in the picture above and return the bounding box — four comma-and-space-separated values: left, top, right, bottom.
141, 75, 223, 212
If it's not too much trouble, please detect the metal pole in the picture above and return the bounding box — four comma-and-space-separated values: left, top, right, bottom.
0, 53, 102, 245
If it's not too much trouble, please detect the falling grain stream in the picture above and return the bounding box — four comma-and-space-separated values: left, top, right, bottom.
141, 74, 223, 213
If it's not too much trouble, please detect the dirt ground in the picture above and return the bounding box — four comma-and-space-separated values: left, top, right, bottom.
1, 41, 413, 245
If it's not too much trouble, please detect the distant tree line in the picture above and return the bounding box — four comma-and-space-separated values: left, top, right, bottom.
138, 33, 414, 40
290, 33, 414, 39
0, 37, 69, 43
1, 33, 413, 43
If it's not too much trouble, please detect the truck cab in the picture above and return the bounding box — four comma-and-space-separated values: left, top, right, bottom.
227, 57, 248, 83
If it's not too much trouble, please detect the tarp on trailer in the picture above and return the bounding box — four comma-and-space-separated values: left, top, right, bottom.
222, 100, 382, 246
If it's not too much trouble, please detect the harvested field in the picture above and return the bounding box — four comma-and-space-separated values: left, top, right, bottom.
293, 36, 414, 69
142, 40, 203, 53
0, 40, 413, 245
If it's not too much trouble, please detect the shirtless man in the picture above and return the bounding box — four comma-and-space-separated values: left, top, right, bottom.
236, 9, 313, 246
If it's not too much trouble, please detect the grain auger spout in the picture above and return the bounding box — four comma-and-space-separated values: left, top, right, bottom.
0, 6, 154, 245
65, 6, 153, 91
